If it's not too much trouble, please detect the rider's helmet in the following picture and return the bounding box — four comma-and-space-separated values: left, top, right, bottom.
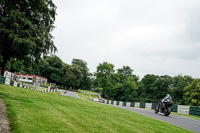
166, 94, 169, 97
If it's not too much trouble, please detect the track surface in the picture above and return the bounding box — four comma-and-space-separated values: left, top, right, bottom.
60, 90, 80, 98
108, 104, 200, 132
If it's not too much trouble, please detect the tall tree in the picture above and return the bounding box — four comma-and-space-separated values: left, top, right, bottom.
70, 65, 82, 90
0, 0, 57, 75
171, 75, 194, 104
117, 66, 133, 80
137, 74, 159, 102
72, 59, 91, 90
39, 56, 63, 84
6, 59, 39, 74
95, 62, 115, 98
60, 63, 77, 89
116, 66, 138, 101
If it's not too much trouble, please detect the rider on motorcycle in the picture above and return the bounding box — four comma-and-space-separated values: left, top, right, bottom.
160, 94, 171, 108
155, 94, 173, 116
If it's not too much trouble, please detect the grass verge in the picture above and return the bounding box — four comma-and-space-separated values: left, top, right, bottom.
0, 84, 193, 133
172, 112, 200, 121
76, 92, 99, 101
78, 90, 99, 95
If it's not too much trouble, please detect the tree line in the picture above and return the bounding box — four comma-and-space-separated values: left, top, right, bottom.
4, 55, 200, 106
0, 0, 199, 106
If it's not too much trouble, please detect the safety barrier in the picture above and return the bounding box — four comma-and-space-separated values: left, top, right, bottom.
97, 99, 200, 116
178, 105, 190, 115
0, 76, 58, 93
189, 106, 200, 116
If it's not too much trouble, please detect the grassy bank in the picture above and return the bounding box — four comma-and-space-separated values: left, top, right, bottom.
78, 90, 99, 95
0, 84, 193, 133
76, 92, 99, 101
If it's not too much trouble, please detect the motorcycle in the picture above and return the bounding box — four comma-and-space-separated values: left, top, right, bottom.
155, 96, 173, 116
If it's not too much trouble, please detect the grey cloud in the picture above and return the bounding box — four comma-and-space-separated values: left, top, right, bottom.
52, 0, 200, 79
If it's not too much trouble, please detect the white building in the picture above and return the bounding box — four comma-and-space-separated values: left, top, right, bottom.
0, 70, 48, 84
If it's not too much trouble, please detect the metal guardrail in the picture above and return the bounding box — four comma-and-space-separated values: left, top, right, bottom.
99, 99, 200, 116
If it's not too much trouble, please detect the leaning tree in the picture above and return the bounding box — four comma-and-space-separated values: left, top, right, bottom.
0, 0, 57, 75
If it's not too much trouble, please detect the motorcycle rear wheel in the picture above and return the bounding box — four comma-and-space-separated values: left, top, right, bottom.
164, 107, 171, 116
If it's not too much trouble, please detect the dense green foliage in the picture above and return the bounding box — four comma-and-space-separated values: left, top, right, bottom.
72, 59, 92, 90
183, 79, 200, 106
0, 84, 192, 133
38, 56, 91, 90
4, 54, 199, 105
171, 75, 194, 104
0, 0, 57, 75
95, 62, 138, 101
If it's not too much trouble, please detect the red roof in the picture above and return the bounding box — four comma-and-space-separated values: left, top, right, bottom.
1, 70, 47, 80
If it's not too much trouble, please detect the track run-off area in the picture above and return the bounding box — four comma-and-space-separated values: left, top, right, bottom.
104, 104, 200, 133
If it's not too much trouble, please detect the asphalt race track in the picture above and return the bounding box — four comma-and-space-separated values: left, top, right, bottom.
108, 104, 200, 132
60, 90, 80, 98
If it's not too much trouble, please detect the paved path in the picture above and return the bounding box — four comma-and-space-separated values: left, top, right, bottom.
60, 90, 80, 98
108, 104, 200, 133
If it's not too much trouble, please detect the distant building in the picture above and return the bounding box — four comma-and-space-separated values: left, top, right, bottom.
0, 70, 48, 84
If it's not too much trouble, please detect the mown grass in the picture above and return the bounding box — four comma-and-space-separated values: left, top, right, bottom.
78, 90, 99, 95
40, 83, 50, 87
172, 112, 200, 121
17, 82, 48, 90
76, 92, 99, 101
0, 84, 193, 133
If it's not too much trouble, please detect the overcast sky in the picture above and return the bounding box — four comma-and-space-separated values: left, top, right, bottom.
52, 0, 200, 79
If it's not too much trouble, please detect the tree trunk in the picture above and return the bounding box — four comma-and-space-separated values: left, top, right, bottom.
0, 45, 3, 71
1, 58, 7, 76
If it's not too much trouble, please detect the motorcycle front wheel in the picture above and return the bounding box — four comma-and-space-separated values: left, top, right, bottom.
155, 109, 159, 113
155, 103, 159, 113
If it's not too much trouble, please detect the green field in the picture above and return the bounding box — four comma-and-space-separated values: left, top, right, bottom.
17, 82, 49, 90
0, 84, 193, 133
78, 90, 99, 95
76, 92, 99, 101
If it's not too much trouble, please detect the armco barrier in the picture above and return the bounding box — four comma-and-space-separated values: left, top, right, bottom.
145, 103, 152, 110
123, 101, 126, 106
0, 76, 58, 93
94, 99, 200, 115
5, 78, 10, 85
135, 102, 140, 108
177, 105, 190, 115
140, 102, 145, 108
130, 102, 135, 107
151, 103, 158, 110
0, 76, 6, 84
104, 100, 106, 103
10, 80, 14, 86
172, 105, 178, 112
13, 81, 17, 87
126, 102, 131, 107
189, 106, 200, 116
